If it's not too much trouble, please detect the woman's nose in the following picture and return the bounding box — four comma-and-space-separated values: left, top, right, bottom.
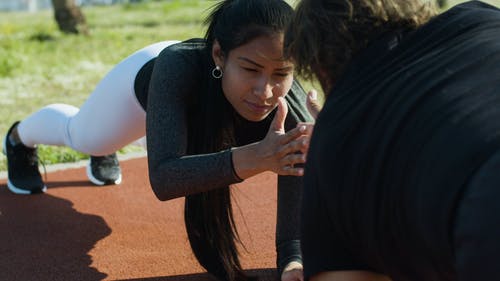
252, 77, 274, 100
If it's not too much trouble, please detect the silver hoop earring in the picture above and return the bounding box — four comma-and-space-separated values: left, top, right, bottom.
212, 65, 223, 79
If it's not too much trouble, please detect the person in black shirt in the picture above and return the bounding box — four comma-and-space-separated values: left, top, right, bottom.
4, 0, 315, 280
285, 0, 500, 280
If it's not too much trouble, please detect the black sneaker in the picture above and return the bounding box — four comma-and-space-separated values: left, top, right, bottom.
3, 121, 46, 194
86, 153, 122, 186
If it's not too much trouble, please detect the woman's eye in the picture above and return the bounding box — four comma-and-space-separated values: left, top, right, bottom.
274, 73, 289, 77
243, 67, 257, 72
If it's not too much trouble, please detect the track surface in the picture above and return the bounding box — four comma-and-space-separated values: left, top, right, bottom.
0, 157, 280, 281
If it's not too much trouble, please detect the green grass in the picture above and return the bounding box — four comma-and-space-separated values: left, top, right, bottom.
0, 0, 499, 171
0, 0, 215, 170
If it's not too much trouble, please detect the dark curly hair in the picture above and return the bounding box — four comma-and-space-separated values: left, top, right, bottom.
285, 0, 437, 93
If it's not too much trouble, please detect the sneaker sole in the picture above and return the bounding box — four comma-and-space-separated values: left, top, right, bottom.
6, 180, 47, 195
3, 136, 47, 195
86, 162, 122, 186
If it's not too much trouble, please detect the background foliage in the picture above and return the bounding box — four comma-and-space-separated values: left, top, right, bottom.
0, 0, 499, 171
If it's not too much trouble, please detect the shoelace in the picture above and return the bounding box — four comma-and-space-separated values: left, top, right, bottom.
95, 155, 118, 166
25, 149, 47, 183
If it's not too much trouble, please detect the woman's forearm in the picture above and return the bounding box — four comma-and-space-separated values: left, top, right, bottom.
148, 149, 243, 201
231, 142, 268, 179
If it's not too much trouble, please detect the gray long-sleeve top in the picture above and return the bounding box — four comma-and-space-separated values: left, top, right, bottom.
137, 39, 314, 273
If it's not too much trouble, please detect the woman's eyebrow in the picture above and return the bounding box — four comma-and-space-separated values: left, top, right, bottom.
238, 56, 294, 71
238, 57, 264, 68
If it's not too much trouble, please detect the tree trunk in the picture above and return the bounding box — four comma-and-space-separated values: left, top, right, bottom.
51, 0, 89, 35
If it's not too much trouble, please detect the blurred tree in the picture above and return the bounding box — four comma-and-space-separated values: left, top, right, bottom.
51, 0, 89, 34
436, 0, 447, 8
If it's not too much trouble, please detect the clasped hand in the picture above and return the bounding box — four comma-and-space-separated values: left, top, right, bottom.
232, 96, 314, 179
257, 96, 314, 176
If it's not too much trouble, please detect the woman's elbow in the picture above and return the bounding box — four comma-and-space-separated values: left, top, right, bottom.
148, 168, 174, 201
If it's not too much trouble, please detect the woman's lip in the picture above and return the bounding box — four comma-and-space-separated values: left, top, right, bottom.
244, 100, 273, 113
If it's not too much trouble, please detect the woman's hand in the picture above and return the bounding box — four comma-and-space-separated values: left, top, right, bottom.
254, 96, 313, 176
232, 97, 313, 179
307, 89, 322, 119
281, 261, 304, 281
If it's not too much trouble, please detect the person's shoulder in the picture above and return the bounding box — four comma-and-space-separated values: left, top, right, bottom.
284, 80, 314, 124
451, 0, 500, 12
397, 1, 500, 55
286, 80, 307, 102
432, 0, 500, 25
154, 38, 208, 76
165, 38, 207, 52
286, 80, 310, 114
157, 38, 207, 62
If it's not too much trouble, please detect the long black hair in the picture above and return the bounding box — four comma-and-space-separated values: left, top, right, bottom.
183, 1, 294, 280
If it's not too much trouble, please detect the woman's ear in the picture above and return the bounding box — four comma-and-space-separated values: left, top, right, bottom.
211, 39, 225, 67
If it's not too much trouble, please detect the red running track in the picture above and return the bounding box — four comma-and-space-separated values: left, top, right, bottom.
0, 157, 280, 281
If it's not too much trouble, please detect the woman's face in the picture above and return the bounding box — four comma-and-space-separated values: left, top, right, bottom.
213, 34, 294, 122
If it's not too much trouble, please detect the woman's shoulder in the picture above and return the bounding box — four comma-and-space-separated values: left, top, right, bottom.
166, 38, 207, 51
284, 80, 314, 124
285, 80, 306, 105
157, 38, 208, 63
151, 38, 209, 80
287, 79, 307, 100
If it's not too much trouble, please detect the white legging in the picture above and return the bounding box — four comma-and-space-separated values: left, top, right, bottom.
17, 40, 180, 156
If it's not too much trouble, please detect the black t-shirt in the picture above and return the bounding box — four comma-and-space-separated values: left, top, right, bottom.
302, 1, 500, 280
